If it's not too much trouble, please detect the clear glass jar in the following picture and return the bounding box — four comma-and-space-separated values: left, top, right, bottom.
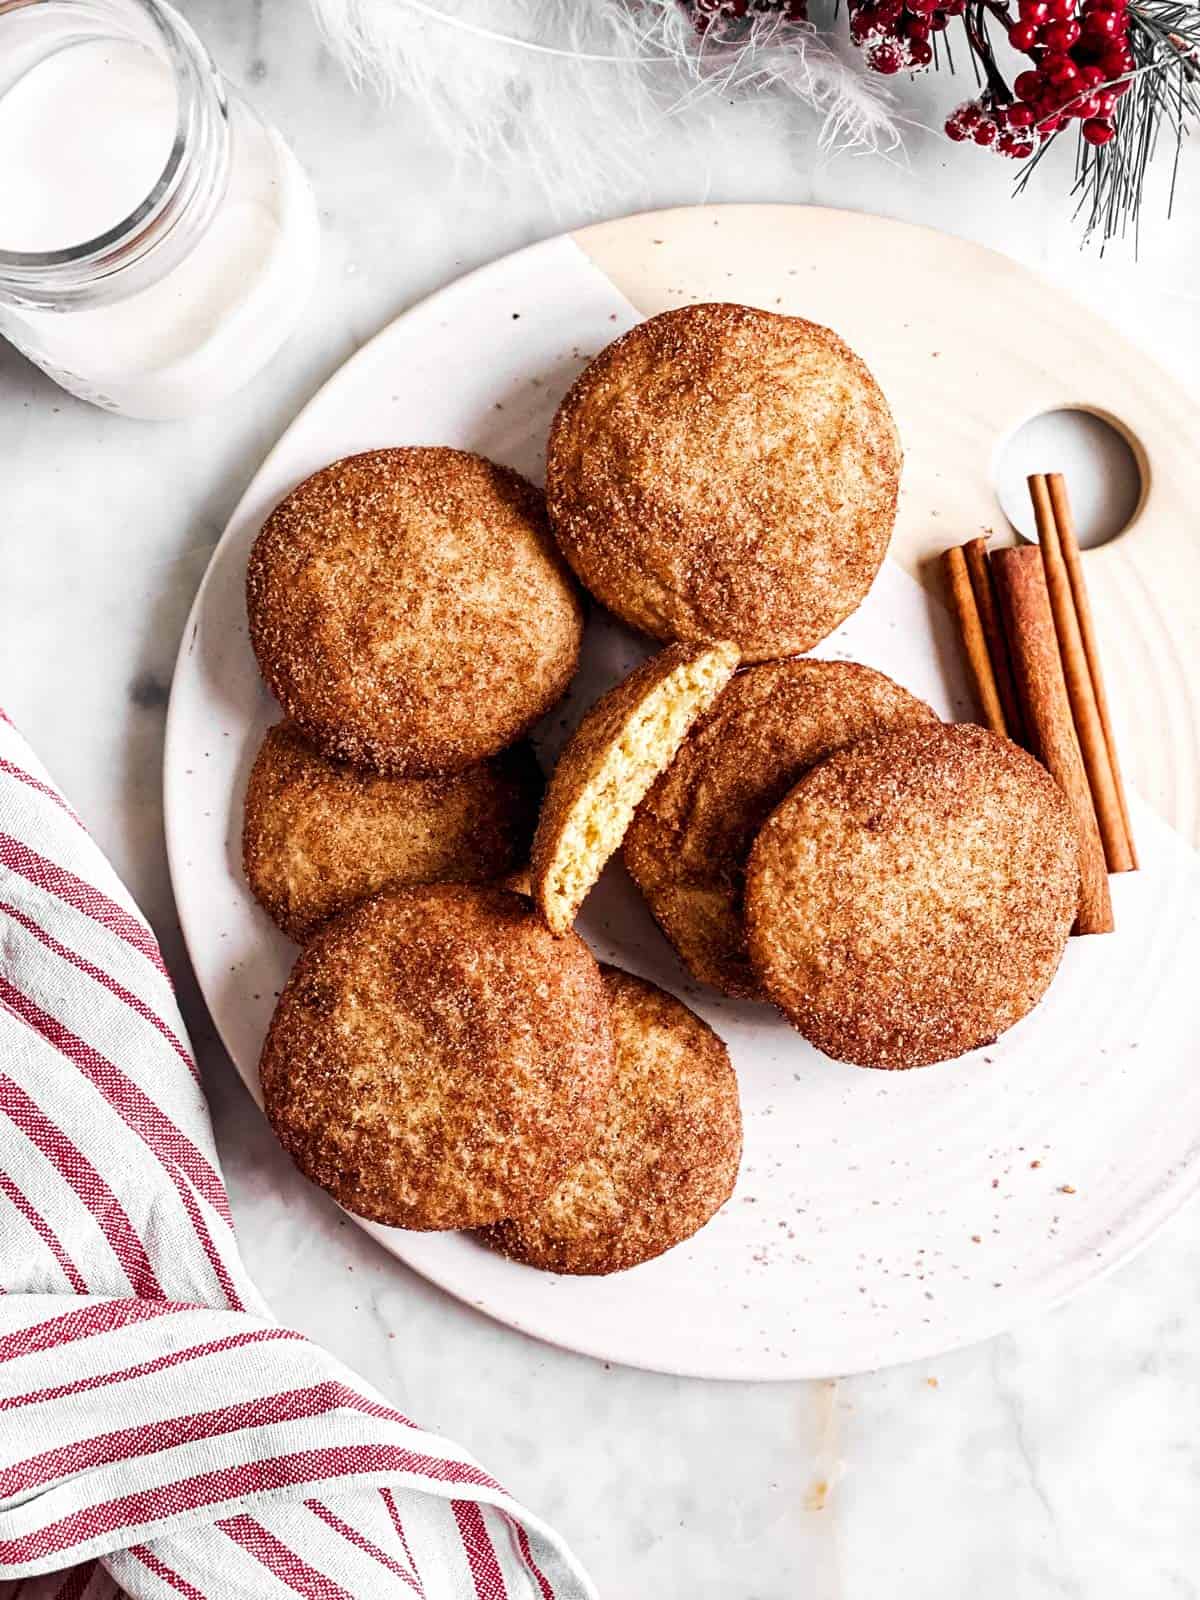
0, 0, 320, 418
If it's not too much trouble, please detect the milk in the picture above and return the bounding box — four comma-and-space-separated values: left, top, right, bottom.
0, 39, 175, 253
0, 10, 319, 419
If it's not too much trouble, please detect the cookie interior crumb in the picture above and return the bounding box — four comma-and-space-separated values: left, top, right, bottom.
538, 641, 739, 934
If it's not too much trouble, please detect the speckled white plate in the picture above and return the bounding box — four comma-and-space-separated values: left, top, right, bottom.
165, 206, 1200, 1380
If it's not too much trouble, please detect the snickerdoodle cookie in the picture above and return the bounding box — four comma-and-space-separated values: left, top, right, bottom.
247, 448, 583, 775
259, 884, 614, 1229
744, 722, 1080, 1069
530, 640, 738, 935
243, 721, 544, 943
481, 966, 741, 1274
624, 660, 936, 998
545, 304, 900, 660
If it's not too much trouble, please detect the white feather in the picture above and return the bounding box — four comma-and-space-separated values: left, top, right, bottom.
308, 0, 900, 210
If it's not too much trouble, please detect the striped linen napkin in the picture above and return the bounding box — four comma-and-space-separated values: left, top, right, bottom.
0, 707, 595, 1600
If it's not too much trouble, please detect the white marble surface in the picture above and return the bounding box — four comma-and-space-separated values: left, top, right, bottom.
3, 3, 1200, 1595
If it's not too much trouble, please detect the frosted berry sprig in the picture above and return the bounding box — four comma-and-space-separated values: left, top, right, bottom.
681, 0, 1200, 244
847, 0, 969, 72
942, 0, 1133, 156
943, 96, 1038, 155
843, 0, 1136, 157
687, 0, 809, 29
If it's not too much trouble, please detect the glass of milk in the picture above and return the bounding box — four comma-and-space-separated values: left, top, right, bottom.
0, 0, 320, 418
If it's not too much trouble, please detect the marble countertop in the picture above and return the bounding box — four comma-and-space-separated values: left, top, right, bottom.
3, 3, 1199, 1594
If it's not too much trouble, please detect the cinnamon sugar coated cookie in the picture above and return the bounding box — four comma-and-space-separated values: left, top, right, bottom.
259, 885, 615, 1229
531, 640, 739, 935
744, 722, 1080, 1069
481, 967, 742, 1274
545, 304, 900, 659
624, 660, 937, 998
242, 722, 543, 943
246, 448, 583, 775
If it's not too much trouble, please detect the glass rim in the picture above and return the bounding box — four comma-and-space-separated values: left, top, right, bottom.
0, 0, 197, 276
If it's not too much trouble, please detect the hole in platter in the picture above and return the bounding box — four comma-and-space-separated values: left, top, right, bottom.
993, 408, 1144, 550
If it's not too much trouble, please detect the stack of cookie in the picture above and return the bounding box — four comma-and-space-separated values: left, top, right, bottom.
544, 304, 1078, 1071
242, 438, 742, 1275
243, 302, 1082, 1275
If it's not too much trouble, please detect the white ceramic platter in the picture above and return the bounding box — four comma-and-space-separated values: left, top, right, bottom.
165, 206, 1200, 1381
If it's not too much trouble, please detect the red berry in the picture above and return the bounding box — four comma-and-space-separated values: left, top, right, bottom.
1082, 115, 1116, 143
945, 115, 969, 140
1007, 101, 1036, 126
929, 10, 949, 27
1009, 19, 1041, 49
1043, 18, 1081, 47
942, 0, 966, 12
1038, 113, 1065, 132
850, 9, 876, 39
1083, 8, 1122, 36
867, 40, 904, 70
1046, 0, 1075, 17
905, 16, 931, 38
1018, 0, 1050, 19
958, 99, 983, 124
973, 118, 998, 144
1081, 63, 1106, 85
1044, 52, 1081, 82
1072, 92, 1101, 116
1014, 69, 1042, 96
910, 37, 933, 61
997, 131, 1035, 157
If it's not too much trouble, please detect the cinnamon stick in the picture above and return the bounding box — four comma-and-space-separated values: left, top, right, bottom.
942, 545, 1009, 738
1044, 472, 1138, 869
963, 536, 1027, 748
1028, 474, 1134, 874
992, 546, 1113, 936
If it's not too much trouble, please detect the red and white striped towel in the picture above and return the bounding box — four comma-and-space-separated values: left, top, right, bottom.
0, 708, 595, 1600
